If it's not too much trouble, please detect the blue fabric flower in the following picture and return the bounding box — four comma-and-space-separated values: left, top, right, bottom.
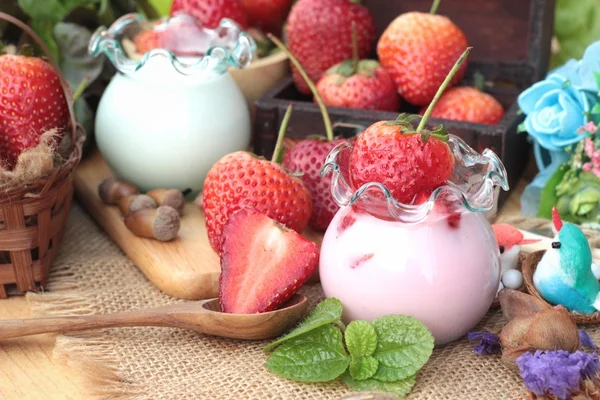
516, 350, 600, 399
518, 67, 594, 151
578, 41, 600, 93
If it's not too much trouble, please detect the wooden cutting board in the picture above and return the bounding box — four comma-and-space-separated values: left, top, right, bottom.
73, 152, 323, 300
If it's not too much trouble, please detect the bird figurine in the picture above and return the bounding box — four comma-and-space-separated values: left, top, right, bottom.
533, 206, 600, 314
492, 223, 539, 293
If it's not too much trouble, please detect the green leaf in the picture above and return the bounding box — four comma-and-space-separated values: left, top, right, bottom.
371, 315, 434, 382
147, 0, 172, 16
590, 103, 600, 115
265, 325, 350, 382
53, 22, 104, 89
349, 356, 378, 381
18, 0, 101, 61
264, 298, 343, 352
342, 371, 416, 398
537, 163, 569, 219
345, 321, 378, 357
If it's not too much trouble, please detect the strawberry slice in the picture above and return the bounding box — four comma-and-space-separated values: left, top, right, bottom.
219, 209, 319, 314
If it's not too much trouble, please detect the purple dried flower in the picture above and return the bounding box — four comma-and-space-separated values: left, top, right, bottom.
516, 350, 600, 399
579, 329, 598, 350
467, 331, 501, 355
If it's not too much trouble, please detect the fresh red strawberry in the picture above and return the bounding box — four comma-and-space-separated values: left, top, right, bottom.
315, 24, 400, 112
349, 120, 455, 204
420, 87, 504, 125
170, 0, 249, 29
202, 104, 312, 253
282, 138, 347, 231
0, 54, 70, 169
377, 6, 469, 106
219, 208, 319, 313
285, 0, 376, 95
241, 0, 292, 34
133, 29, 163, 53
349, 47, 472, 205
317, 60, 400, 112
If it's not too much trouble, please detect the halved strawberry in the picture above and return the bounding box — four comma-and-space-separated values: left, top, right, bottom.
219, 209, 319, 314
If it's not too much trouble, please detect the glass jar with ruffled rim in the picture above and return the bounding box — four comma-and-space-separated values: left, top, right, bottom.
319, 136, 509, 345
89, 13, 256, 194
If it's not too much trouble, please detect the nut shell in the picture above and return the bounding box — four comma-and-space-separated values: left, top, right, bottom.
124, 206, 181, 242
98, 177, 139, 205
147, 189, 185, 215
118, 194, 157, 216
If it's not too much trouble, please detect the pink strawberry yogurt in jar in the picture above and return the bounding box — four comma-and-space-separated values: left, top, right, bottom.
319, 137, 509, 345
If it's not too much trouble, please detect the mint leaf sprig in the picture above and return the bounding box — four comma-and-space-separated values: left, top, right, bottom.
264, 298, 435, 398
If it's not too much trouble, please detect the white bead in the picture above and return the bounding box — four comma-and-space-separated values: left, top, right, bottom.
502, 269, 523, 289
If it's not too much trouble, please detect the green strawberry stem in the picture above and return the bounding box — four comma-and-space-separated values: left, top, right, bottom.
267, 33, 334, 142
430, 0, 441, 14
351, 23, 359, 75
271, 103, 294, 164
416, 46, 472, 134
72, 75, 90, 103
349, 0, 361, 4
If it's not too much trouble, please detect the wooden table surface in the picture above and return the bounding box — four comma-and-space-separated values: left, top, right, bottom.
0, 180, 527, 400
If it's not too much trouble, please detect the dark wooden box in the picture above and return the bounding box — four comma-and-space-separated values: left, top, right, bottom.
253, 0, 556, 202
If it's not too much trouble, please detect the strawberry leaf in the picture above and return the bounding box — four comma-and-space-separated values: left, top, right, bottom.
371, 315, 435, 382
265, 324, 350, 382
428, 125, 450, 142
264, 298, 343, 352
332, 60, 357, 78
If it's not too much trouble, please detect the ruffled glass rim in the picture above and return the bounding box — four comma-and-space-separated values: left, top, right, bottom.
321, 135, 510, 224
88, 13, 256, 76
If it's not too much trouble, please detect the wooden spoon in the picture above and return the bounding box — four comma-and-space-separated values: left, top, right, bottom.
0, 294, 308, 341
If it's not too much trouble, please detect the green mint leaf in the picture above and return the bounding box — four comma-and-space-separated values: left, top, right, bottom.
371, 315, 434, 382
264, 298, 343, 352
345, 321, 378, 357
349, 356, 378, 381
342, 371, 416, 398
537, 163, 569, 219
265, 324, 350, 382
590, 103, 600, 115
595, 71, 600, 92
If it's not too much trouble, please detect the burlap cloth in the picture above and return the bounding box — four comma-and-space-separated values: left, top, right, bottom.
25, 204, 600, 400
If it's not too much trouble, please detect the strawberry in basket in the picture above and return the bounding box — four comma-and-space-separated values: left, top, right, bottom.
0, 53, 70, 170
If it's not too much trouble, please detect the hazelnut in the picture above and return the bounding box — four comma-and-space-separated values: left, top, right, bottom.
146, 189, 185, 215
118, 194, 157, 216
124, 206, 181, 241
98, 177, 139, 205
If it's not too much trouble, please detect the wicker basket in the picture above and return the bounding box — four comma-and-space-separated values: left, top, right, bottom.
522, 250, 600, 325
0, 12, 85, 298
